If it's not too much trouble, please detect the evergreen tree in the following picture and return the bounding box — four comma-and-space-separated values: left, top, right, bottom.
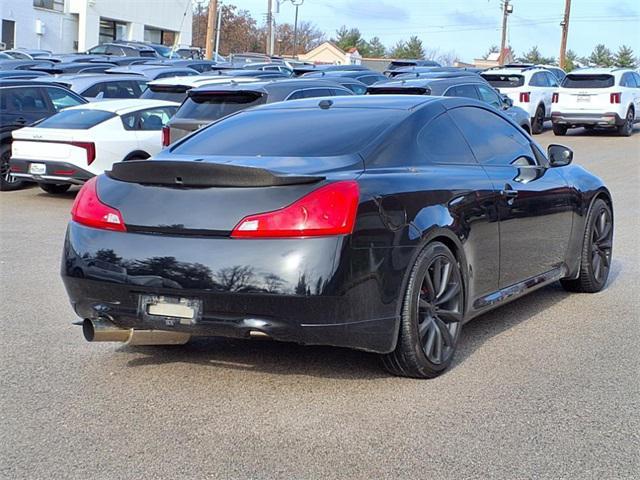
614, 45, 637, 68
403, 36, 425, 59
564, 49, 579, 72
519, 46, 555, 65
367, 37, 387, 58
588, 44, 614, 67
482, 45, 499, 60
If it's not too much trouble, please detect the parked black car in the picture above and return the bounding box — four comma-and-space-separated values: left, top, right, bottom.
302, 69, 388, 85
368, 76, 532, 132
385, 59, 441, 71
0, 80, 87, 190
163, 78, 354, 144
105, 65, 199, 80
292, 64, 371, 76
30, 62, 116, 74
142, 59, 222, 73
63, 95, 613, 378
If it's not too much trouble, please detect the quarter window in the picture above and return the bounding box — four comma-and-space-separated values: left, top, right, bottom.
417, 113, 477, 165
476, 85, 502, 108
121, 107, 177, 130
449, 106, 533, 166
444, 84, 479, 99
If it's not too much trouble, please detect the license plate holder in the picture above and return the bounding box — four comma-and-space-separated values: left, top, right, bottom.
29, 163, 46, 175
139, 295, 202, 326
577, 95, 590, 103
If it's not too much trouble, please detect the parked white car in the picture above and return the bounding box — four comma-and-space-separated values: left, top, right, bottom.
9, 99, 178, 194
551, 67, 640, 136
481, 67, 560, 134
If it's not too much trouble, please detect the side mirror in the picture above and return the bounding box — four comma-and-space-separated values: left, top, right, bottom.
501, 94, 513, 109
547, 144, 573, 167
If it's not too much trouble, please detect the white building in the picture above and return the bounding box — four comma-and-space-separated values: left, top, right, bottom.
0, 0, 192, 53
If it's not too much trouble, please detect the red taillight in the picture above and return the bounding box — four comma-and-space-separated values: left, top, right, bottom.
231, 181, 359, 238
610, 92, 621, 104
519, 92, 530, 103
71, 177, 126, 232
552, 92, 559, 103
71, 141, 96, 165
162, 126, 170, 147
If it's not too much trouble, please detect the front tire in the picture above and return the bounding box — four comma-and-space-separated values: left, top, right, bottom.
0, 143, 28, 192
531, 105, 545, 134
39, 183, 71, 194
382, 242, 464, 378
561, 198, 613, 293
552, 124, 568, 136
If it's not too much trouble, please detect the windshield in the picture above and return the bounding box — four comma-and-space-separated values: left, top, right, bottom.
172, 108, 403, 157
562, 74, 615, 88
481, 74, 525, 88
174, 91, 266, 121
37, 109, 116, 129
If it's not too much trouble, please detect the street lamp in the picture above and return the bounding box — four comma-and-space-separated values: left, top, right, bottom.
277, 0, 304, 58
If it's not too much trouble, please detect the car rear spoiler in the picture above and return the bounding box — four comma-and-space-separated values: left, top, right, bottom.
106, 160, 325, 187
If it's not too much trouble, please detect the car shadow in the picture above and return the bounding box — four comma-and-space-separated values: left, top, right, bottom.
119, 259, 619, 380
565, 125, 638, 137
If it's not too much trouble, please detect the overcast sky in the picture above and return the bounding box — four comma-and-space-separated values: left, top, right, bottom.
236, 0, 640, 61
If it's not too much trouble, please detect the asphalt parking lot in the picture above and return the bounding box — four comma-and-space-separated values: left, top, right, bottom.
1, 126, 639, 479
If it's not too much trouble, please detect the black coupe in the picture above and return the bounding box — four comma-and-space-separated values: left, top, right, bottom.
61, 95, 613, 378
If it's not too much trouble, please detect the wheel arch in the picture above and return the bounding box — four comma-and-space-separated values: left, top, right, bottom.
390, 227, 470, 347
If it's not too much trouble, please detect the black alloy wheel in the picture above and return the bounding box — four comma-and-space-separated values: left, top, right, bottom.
382, 242, 464, 378
531, 105, 545, 134
0, 144, 27, 192
617, 108, 634, 137
561, 199, 613, 293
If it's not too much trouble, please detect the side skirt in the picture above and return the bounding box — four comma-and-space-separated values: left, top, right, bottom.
466, 265, 567, 322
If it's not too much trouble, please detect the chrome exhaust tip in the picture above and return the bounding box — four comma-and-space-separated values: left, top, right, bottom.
82, 318, 190, 345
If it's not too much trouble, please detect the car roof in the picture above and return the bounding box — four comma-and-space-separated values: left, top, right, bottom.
106, 65, 196, 74
257, 94, 439, 112
0, 79, 76, 88
34, 73, 147, 88
65, 98, 178, 114
147, 75, 260, 88
483, 66, 551, 76
568, 67, 632, 76
372, 76, 486, 89
188, 78, 350, 97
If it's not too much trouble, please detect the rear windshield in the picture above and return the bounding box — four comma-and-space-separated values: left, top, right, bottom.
36, 109, 116, 129
481, 74, 524, 88
388, 61, 416, 70
174, 91, 266, 121
172, 108, 402, 157
141, 86, 188, 102
562, 74, 614, 88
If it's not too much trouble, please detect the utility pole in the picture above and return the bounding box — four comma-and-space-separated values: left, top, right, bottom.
266, 0, 273, 55
499, 0, 512, 65
205, 0, 218, 60
214, 2, 222, 61
559, 0, 572, 69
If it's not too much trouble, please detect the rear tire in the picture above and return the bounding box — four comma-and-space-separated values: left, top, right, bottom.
531, 105, 545, 134
552, 124, 568, 136
382, 242, 464, 378
561, 199, 613, 293
617, 107, 634, 137
39, 183, 71, 195
0, 143, 28, 192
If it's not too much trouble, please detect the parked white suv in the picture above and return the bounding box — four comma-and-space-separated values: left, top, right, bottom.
481, 67, 560, 134
551, 68, 640, 136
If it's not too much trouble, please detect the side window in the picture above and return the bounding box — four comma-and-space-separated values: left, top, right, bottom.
330, 88, 352, 96
286, 90, 305, 100
82, 83, 105, 98
620, 73, 636, 88
1, 87, 50, 113
303, 88, 333, 98
89, 45, 108, 54
346, 83, 368, 95
105, 45, 124, 56
105, 81, 138, 98
546, 72, 559, 87
631, 72, 640, 88
449, 106, 534, 166
121, 112, 138, 130
44, 87, 83, 111
444, 84, 480, 99
357, 75, 383, 86
136, 80, 148, 93
476, 85, 502, 109
417, 112, 477, 165
529, 72, 547, 87
124, 107, 177, 130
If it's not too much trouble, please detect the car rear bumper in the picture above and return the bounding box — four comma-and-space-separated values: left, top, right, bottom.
551, 112, 623, 126
61, 222, 401, 353
9, 158, 93, 185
